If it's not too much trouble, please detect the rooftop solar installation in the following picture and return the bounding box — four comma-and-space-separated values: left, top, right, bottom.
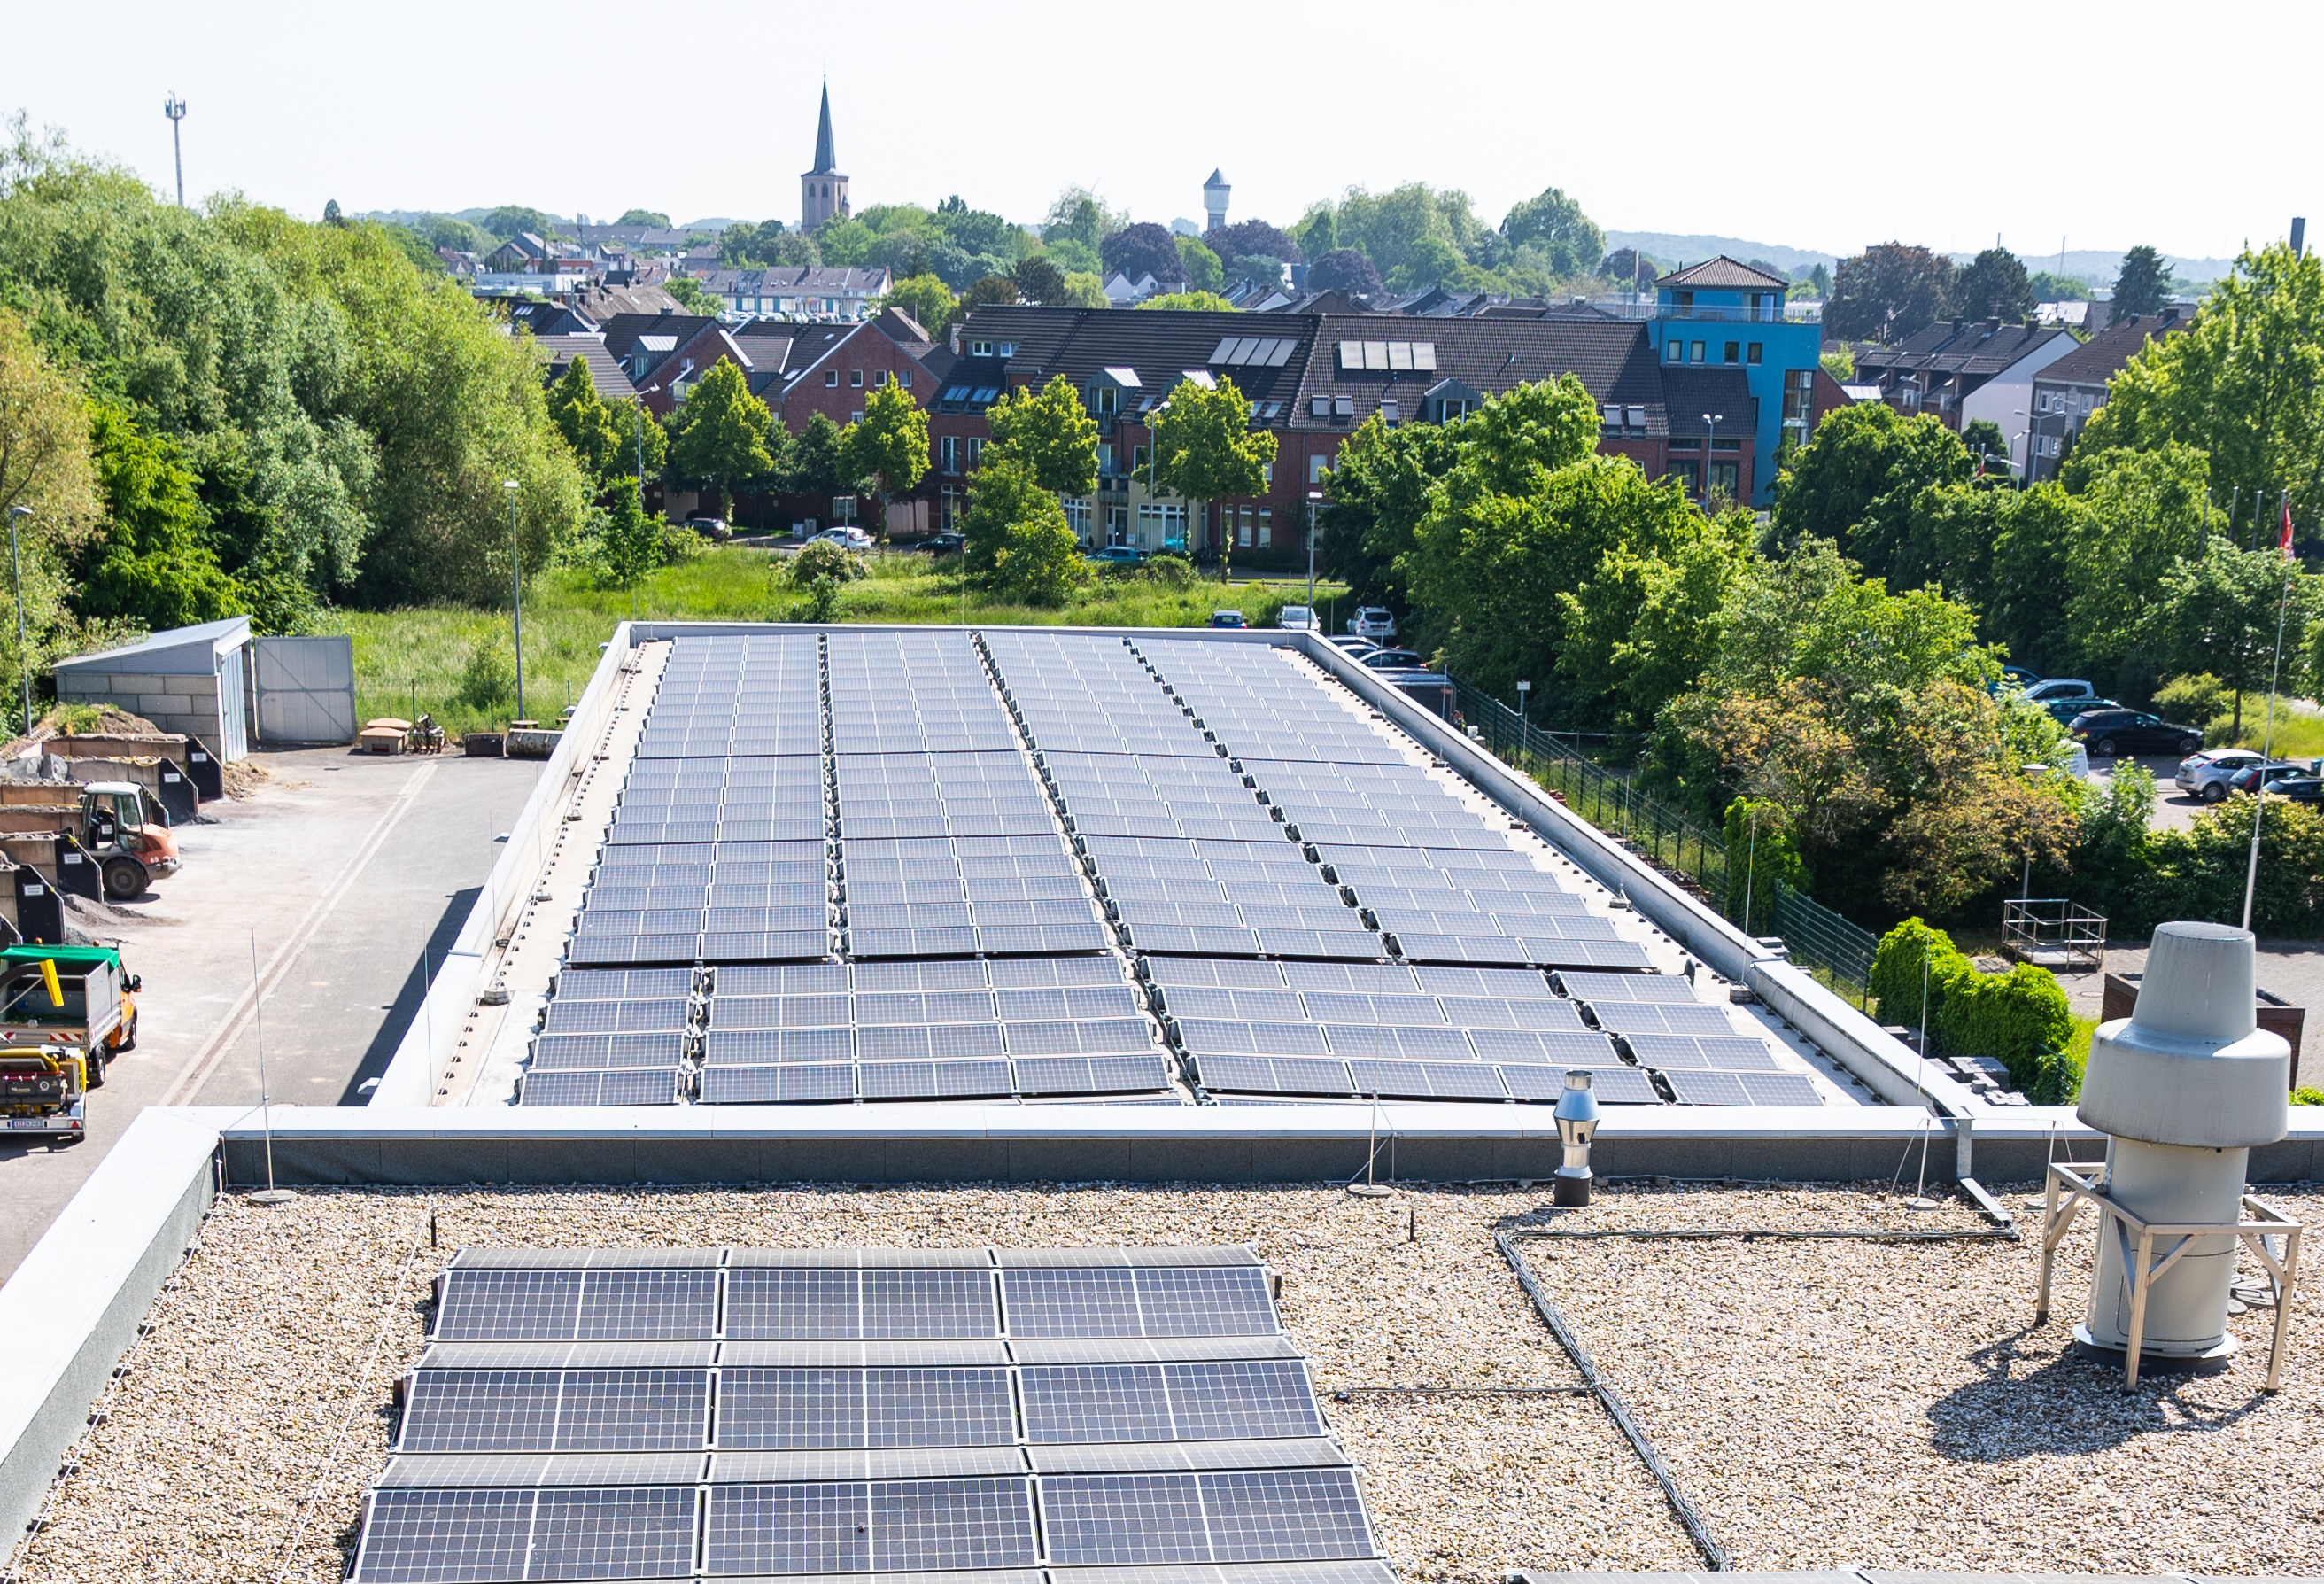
527, 630, 1824, 1113
355, 1247, 1381, 1583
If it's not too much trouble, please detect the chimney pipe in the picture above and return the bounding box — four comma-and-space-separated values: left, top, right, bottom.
2072, 922, 2289, 1370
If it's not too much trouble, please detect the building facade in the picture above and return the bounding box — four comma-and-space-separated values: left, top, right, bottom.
1645, 258, 1824, 503
2024, 308, 2191, 482
1852, 316, 2080, 474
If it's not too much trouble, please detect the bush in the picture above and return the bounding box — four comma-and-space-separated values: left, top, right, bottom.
455, 635, 514, 715
1143, 552, 1196, 589
1869, 918, 1970, 1026
2294, 1086, 2324, 1106
2156, 672, 2233, 741
1724, 797, 1809, 932
1871, 916, 2074, 1091
786, 540, 867, 622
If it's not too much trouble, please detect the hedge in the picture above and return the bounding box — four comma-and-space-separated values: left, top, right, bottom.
1870, 917, 2077, 1097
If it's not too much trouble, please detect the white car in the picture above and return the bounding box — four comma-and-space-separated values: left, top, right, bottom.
2176, 747, 2267, 803
814, 526, 873, 551
1325, 636, 1378, 658
1277, 606, 1317, 631
1348, 606, 1398, 641
2022, 678, 2095, 703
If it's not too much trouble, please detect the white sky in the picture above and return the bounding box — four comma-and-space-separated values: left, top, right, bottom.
4, 0, 2310, 265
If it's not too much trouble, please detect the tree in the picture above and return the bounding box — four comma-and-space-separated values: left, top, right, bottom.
962, 452, 1073, 581
1768, 402, 1972, 582
1306, 249, 1383, 294
950, 276, 1019, 326
546, 357, 624, 485
594, 477, 660, 592
1174, 236, 1224, 293
1499, 187, 1603, 277
1042, 188, 1127, 256
1599, 247, 1654, 290
2112, 245, 2175, 317
1317, 412, 1462, 611
1818, 346, 1855, 382
1144, 376, 1276, 578
1824, 243, 1956, 341
1138, 292, 1238, 313
608, 400, 667, 482
477, 205, 559, 242
879, 273, 955, 332
2078, 243, 2324, 526
786, 537, 867, 621
2150, 539, 2320, 737
1204, 220, 1301, 267
664, 275, 716, 314
1953, 246, 2034, 321
1225, 255, 1285, 292
2063, 443, 2214, 692
1102, 222, 1182, 284
666, 361, 774, 519
985, 375, 1098, 496
990, 493, 1088, 605
839, 380, 929, 539
1960, 419, 2010, 471
2028, 270, 2088, 302
1011, 255, 1065, 305
0, 310, 99, 532
322, 198, 344, 227
1056, 271, 1108, 308
74, 402, 247, 630
787, 413, 852, 501
616, 208, 670, 228
1983, 483, 2085, 676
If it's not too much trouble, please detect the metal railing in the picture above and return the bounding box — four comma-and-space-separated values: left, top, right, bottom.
2003, 897, 2108, 968
1448, 672, 1878, 1006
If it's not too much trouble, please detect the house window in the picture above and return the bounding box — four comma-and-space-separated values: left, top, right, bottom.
833, 495, 858, 524
850, 370, 864, 388
1236, 507, 1254, 548
1107, 505, 1131, 542
1257, 508, 1272, 547
1747, 342, 1763, 365
1133, 446, 1149, 476
1690, 341, 1706, 363
1064, 499, 1093, 542
849, 410, 862, 423
1708, 461, 1739, 499
1260, 462, 1273, 485
966, 437, 986, 468
1097, 443, 1115, 476
941, 436, 957, 474
1096, 386, 1118, 415
971, 340, 994, 356
1380, 401, 1398, 424
1784, 369, 1814, 427
825, 369, 838, 387
899, 371, 911, 389
1669, 460, 1700, 495
1309, 454, 1329, 484
1666, 340, 1683, 363
941, 485, 962, 529
1723, 342, 1740, 364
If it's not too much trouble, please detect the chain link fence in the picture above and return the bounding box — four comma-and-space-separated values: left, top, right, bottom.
1446, 673, 1879, 1009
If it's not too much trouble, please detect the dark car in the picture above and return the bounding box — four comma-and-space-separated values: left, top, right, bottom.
1360, 648, 1429, 671
2043, 695, 2121, 726
914, 532, 964, 555
2067, 708, 2204, 757
1209, 610, 1248, 628
2266, 774, 2324, 803
2227, 762, 2313, 796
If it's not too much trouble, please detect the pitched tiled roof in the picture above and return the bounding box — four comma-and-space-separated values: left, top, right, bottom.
1658, 367, 1757, 441
1657, 255, 1788, 291
948, 307, 1314, 419
1858, 319, 2076, 379
2033, 309, 2191, 387
1287, 316, 1664, 435
601, 312, 720, 365
704, 267, 890, 295
537, 335, 638, 402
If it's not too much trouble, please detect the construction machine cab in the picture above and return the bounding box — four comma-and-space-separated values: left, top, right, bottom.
78, 782, 178, 901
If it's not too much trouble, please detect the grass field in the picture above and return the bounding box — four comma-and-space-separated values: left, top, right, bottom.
2212, 693, 2324, 760
328, 547, 1348, 734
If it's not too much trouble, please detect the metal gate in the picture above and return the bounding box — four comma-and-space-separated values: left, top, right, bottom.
252, 635, 356, 744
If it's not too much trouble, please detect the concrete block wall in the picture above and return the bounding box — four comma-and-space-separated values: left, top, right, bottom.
57, 669, 223, 747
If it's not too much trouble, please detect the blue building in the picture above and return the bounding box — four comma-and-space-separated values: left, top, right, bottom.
1646, 257, 1822, 507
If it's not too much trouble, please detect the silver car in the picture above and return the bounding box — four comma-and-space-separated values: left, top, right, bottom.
2175, 748, 2266, 803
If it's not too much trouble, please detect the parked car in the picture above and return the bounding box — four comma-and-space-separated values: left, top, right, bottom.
1209, 610, 1249, 628
2227, 761, 2314, 796
2066, 708, 2204, 757
2265, 773, 2324, 803
1347, 606, 1398, 641
913, 532, 964, 555
2176, 747, 2267, 803
1360, 648, 1429, 671
1277, 605, 1317, 631
1086, 545, 1143, 567
1325, 636, 1378, 657
1992, 664, 2041, 694
2023, 678, 2096, 703
814, 526, 873, 550
2041, 695, 2122, 726
685, 516, 732, 541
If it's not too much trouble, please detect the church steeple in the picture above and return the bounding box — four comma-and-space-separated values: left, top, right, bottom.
802, 80, 848, 233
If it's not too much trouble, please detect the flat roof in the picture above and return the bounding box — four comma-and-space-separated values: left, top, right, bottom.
51, 616, 250, 675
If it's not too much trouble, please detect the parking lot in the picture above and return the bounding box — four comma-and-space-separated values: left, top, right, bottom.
0, 745, 545, 1280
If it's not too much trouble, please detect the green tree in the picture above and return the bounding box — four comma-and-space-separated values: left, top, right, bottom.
663, 275, 716, 314
992, 503, 1089, 605
878, 273, 955, 331
2149, 539, 2320, 736
1557, 504, 1755, 730
1499, 187, 1603, 277
1041, 188, 1127, 256
1769, 403, 1973, 582
1011, 255, 1065, 305
1818, 346, 1855, 382
0, 309, 99, 533
593, 476, 660, 591
1144, 375, 1276, 579
1960, 418, 2010, 471
665, 361, 774, 520
1953, 246, 2034, 321
2063, 443, 2214, 691
1174, 236, 1224, 293
1982, 482, 2086, 675
985, 374, 1098, 496
786, 537, 867, 621
477, 206, 559, 242
839, 380, 930, 539
1137, 291, 1238, 313
546, 356, 624, 485
1824, 243, 1956, 341
2078, 243, 2324, 525
608, 400, 667, 482
787, 412, 852, 501
615, 208, 670, 228
949, 275, 1020, 327
1317, 412, 1463, 610
74, 402, 249, 630
1056, 271, 1108, 308
2111, 245, 2175, 317
963, 451, 1068, 578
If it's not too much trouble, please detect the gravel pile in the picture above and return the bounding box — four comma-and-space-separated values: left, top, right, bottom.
9, 1180, 2321, 1582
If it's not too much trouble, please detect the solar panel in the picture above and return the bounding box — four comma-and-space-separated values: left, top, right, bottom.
1624, 1033, 1786, 1072
1559, 971, 1698, 1002
1499, 1064, 1662, 1106
1588, 1002, 1739, 1036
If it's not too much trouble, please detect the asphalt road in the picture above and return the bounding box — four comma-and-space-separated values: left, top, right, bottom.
0, 744, 545, 1281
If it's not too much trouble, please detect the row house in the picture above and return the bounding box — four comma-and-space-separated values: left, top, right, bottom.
703, 266, 892, 322
2023, 308, 2191, 483
1850, 315, 2080, 475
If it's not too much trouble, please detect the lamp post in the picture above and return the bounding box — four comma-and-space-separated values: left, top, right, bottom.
1305, 487, 1322, 611
1701, 412, 1724, 505
5, 506, 28, 735
504, 480, 523, 723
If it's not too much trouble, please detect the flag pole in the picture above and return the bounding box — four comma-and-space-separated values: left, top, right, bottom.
2243, 501, 2298, 931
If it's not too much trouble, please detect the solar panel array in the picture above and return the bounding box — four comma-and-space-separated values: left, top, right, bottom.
525, 629, 1826, 1112
352, 1246, 1391, 1584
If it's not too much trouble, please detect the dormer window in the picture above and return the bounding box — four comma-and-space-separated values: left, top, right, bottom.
970, 339, 995, 356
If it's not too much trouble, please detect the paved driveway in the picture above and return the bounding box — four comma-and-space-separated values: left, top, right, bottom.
0, 745, 545, 1280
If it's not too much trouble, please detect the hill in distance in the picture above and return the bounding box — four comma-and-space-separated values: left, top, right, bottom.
1607, 231, 2239, 288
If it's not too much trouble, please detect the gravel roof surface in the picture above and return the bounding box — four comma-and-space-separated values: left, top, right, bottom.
7, 1181, 2320, 1582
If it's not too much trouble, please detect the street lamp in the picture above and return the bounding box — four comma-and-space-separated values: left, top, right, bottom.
504, 480, 523, 724
1305, 487, 1322, 611
1701, 412, 1724, 504
5, 506, 27, 734
1516, 678, 1531, 734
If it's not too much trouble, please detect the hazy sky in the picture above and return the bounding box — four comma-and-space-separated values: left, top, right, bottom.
5, 0, 2310, 265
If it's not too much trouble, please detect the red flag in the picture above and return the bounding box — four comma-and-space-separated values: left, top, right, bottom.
2282, 499, 2297, 561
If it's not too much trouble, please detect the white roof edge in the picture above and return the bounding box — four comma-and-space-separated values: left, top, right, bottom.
52, 616, 251, 672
